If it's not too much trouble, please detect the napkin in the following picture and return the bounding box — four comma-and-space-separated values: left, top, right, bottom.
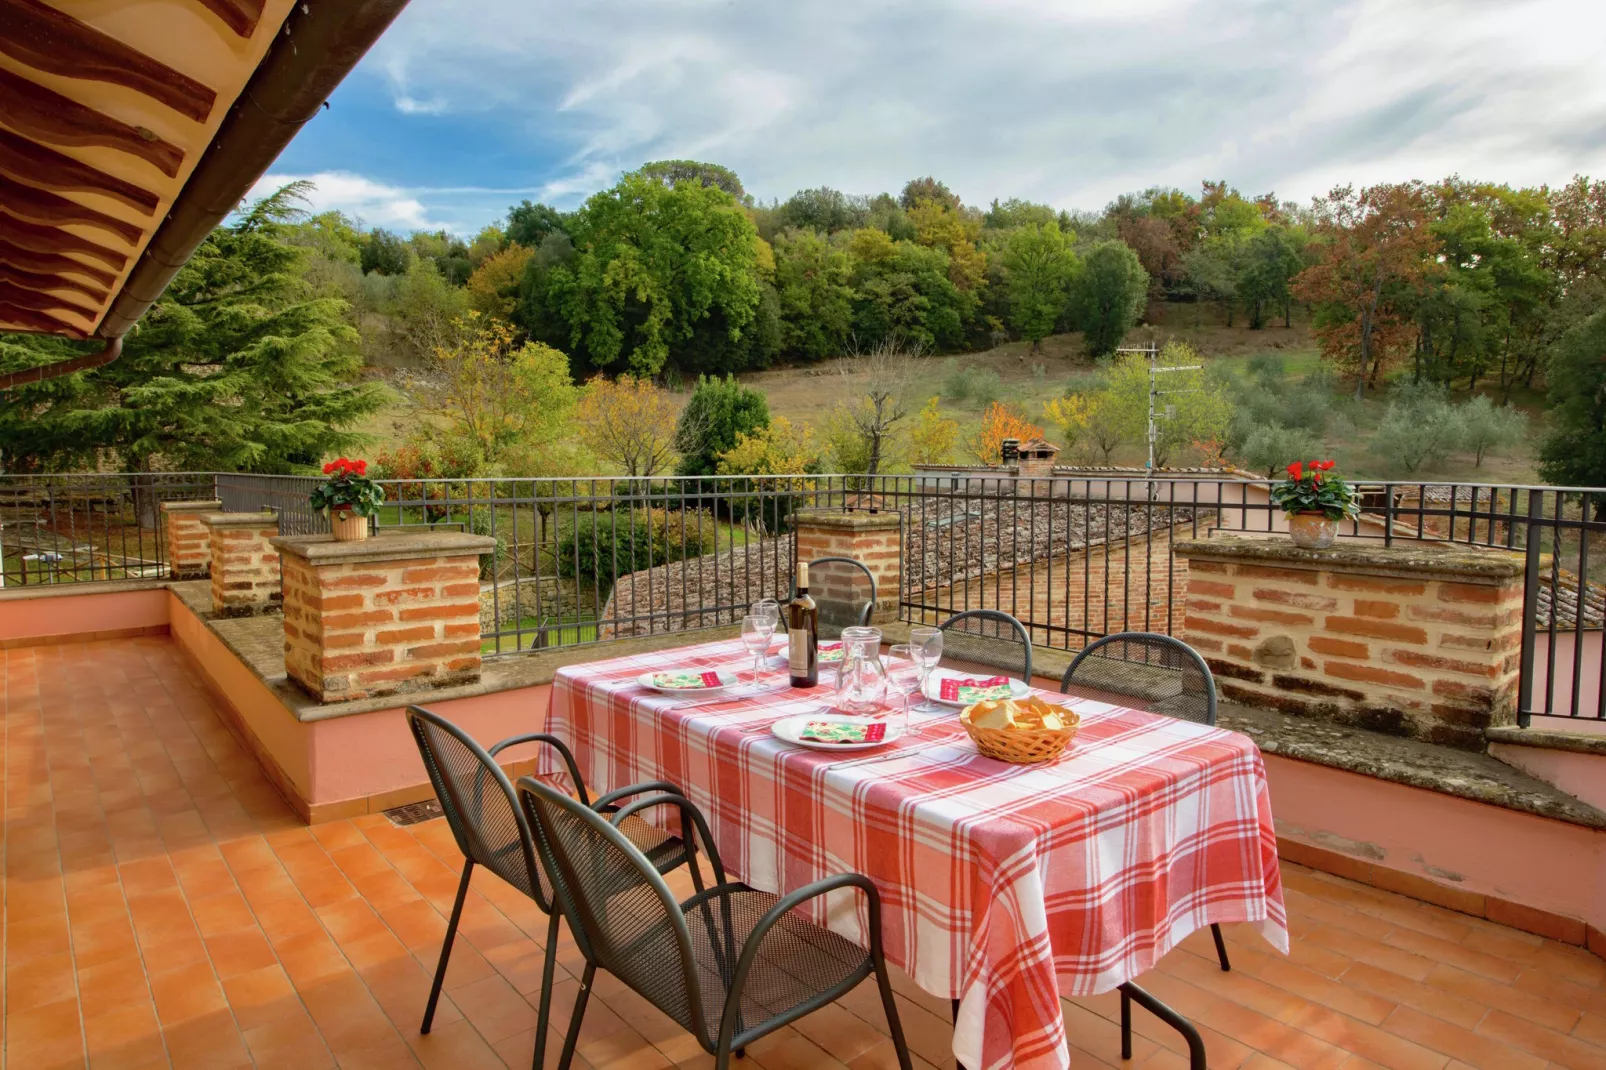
799, 721, 886, 744
651, 670, 723, 689
939, 675, 1013, 702
818, 641, 844, 663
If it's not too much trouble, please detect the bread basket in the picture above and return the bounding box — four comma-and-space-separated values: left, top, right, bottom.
960, 699, 1079, 764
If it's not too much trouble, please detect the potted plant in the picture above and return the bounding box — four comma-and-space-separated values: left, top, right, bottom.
309, 457, 384, 541
1269, 460, 1360, 549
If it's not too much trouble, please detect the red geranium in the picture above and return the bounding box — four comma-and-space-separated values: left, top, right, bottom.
1286, 462, 1303, 480
321, 457, 368, 478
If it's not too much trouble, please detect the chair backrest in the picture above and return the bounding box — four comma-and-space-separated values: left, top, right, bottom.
938, 609, 1033, 680
1060, 632, 1216, 726
516, 776, 711, 1046
792, 556, 875, 640
406, 706, 548, 908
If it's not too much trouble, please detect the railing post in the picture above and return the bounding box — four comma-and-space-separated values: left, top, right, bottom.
1516, 490, 1544, 729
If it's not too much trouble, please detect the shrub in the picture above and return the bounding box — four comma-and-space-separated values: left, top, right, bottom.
1374, 381, 1465, 474
674, 374, 770, 476
1458, 394, 1527, 467
556, 508, 716, 589
1239, 422, 1325, 477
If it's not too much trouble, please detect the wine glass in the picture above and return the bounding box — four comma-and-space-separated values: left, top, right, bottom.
909, 625, 943, 712
752, 599, 781, 665
738, 614, 776, 693
885, 644, 922, 736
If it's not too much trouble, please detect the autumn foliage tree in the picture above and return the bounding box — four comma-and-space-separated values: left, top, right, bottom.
574, 376, 680, 478
968, 402, 1044, 465
1295, 183, 1438, 400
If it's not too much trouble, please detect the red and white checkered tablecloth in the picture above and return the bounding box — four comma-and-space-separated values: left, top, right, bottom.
541, 639, 1288, 1070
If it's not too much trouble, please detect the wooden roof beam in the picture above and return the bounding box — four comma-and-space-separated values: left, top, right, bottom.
0, 239, 120, 289
0, 176, 145, 245
0, 263, 110, 303
0, 67, 185, 177
0, 127, 160, 214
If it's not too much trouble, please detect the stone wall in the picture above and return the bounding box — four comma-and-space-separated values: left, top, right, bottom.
1174, 537, 1524, 748
202, 511, 281, 617
161, 499, 221, 580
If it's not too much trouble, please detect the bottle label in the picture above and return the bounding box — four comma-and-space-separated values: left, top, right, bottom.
789, 629, 809, 673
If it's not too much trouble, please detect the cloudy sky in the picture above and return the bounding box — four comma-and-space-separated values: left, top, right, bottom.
253, 0, 1606, 235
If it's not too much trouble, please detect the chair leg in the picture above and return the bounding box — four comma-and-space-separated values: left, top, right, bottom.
555, 962, 594, 1070
422, 857, 474, 1034
874, 952, 915, 1070
1119, 983, 1206, 1070
1211, 923, 1231, 972
530, 910, 561, 1070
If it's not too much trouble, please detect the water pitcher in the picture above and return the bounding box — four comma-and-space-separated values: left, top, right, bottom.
832, 626, 886, 714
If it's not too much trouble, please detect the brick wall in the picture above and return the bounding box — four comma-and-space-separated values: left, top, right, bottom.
794, 509, 902, 623
272, 532, 496, 703
202, 511, 281, 617
161, 499, 221, 580
1173, 538, 1524, 748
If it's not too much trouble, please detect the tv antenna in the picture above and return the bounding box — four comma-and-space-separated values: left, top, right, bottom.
1116, 342, 1202, 471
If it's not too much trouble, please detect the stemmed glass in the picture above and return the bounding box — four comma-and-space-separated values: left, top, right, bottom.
909, 625, 944, 713
884, 644, 922, 737
752, 599, 781, 665
737, 614, 776, 694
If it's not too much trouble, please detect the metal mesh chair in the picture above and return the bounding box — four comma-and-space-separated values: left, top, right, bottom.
406, 706, 693, 1070
937, 609, 1033, 681
516, 777, 913, 1070
790, 556, 875, 639
1058, 634, 1225, 1065
1060, 632, 1217, 727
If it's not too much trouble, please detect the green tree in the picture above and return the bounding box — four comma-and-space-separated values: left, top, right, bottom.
1457, 394, 1527, 466
1373, 380, 1466, 474
1538, 308, 1606, 503
1071, 240, 1148, 358
772, 229, 855, 360
0, 184, 386, 472
1100, 343, 1232, 466
505, 200, 568, 248
1001, 222, 1079, 349
548, 169, 764, 377
900, 177, 961, 211
359, 228, 413, 275
778, 187, 866, 233
637, 159, 748, 202
673, 373, 770, 476
1236, 226, 1304, 329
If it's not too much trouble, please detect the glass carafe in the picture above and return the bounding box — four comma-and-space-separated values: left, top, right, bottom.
832, 626, 886, 714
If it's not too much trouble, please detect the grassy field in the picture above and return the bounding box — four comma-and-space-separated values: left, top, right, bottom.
359, 314, 1547, 485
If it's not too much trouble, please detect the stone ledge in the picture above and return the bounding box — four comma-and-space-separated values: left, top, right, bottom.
1172, 536, 1525, 583
269, 531, 496, 566
0, 577, 171, 602
1219, 703, 1606, 831
794, 508, 901, 531
199, 510, 277, 528
159, 499, 221, 513
1486, 724, 1606, 756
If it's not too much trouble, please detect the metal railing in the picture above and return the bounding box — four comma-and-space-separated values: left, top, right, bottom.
3, 470, 1601, 722
0, 472, 216, 586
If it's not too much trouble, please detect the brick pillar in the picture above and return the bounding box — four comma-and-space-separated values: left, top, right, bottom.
200, 511, 281, 617
793, 509, 902, 624
1172, 537, 1524, 748
161, 499, 222, 580
270, 532, 496, 704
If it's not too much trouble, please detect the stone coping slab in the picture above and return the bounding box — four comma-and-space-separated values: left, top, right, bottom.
1172, 535, 1525, 582
793, 508, 901, 530
159, 499, 222, 512
1486, 724, 1606, 756
269, 530, 496, 566
198, 510, 278, 527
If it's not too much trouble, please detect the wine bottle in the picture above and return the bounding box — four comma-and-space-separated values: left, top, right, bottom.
788, 561, 819, 687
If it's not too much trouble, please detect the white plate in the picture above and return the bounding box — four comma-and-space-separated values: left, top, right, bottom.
922, 670, 1032, 708
771, 714, 907, 751
636, 669, 739, 695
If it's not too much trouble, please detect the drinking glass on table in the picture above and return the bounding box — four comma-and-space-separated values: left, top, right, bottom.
884, 644, 922, 736
909, 625, 944, 712
737, 614, 776, 694
752, 599, 782, 664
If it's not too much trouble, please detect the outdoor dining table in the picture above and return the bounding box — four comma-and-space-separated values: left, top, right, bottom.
539, 637, 1289, 1070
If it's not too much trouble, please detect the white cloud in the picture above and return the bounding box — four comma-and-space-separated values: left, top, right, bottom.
246, 171, 448, 231
339, 0, 1606, 222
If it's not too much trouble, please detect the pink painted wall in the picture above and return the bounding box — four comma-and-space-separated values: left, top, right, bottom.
1263, 751, 1606, 933
1530, 632, 1604, 719
308, 684, 552, 804
1489, 743, 1606, 813
0, 587, 168, 643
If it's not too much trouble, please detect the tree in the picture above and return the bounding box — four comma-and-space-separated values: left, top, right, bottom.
1538, 308, 1606, 500
909, 397, 958, 465
908, 200, 987, 292
506, 201, 568, 248
674, 373, 770, 476
424, 313, 577, 473
1101, 344, 1233, 467
0, 183, 387, 473
1295, 183, 1438, 400
548, 169, 764, 377
359, 228, 413, 275
637, 159, 747, 202
772, 229, 855, 360
1458, 394, 1527, 466
1238, 423, 1324, 477
574, 376, 680, 479
1070, 241, 1148, 358
1373, 381, 1465, 474
1236, 226, 1304, 329
778, 187, 866, 233
716, 416, 819, 475
1001, 222, 1079, 349
900, 177, 961, 212
967, 402, 1044, 464
465, 245, 535, 320
831, 338, 920, 475
381, 259, 471, 366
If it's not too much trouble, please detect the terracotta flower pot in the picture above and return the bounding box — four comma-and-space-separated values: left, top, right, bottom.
331, 510, 370, 542
1287, 511, 1338, 550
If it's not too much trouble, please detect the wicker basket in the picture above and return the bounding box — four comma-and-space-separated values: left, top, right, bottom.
960, 703, 1080, 764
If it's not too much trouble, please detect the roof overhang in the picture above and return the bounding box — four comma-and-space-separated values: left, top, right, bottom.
0, 0, 408, 356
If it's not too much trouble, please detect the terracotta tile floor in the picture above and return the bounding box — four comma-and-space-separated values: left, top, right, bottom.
5, 637, 1606, 1070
